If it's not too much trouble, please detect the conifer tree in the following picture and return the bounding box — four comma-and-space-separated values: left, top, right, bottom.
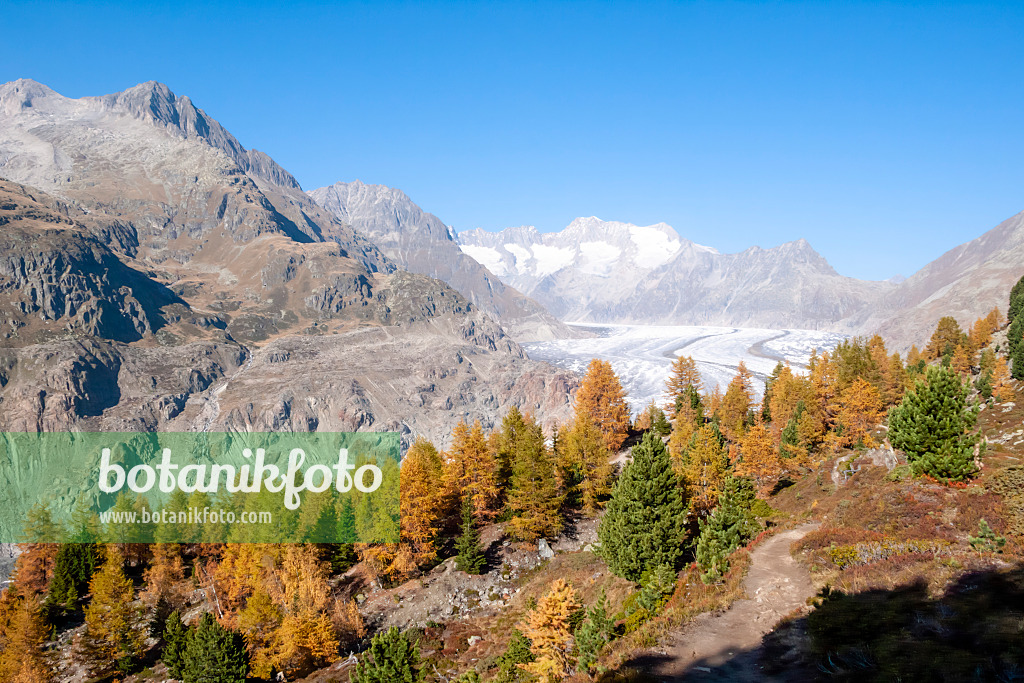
694, 477, 760, 583
889, 365, 979, 483
507, 418, 563, 542
162, 610, 190, 680
454, 495, 486, 575
598, 432, 688, 581
951, 343, 972, 378
519, 579, 580, 682
353, 626, 421, 683
47, 542, 99, 616
719, 362, 755, 440
735, 422, 783, 495
443, 420, 499, 521
834, 377, 883, 449
991, 352, 1015, 401
494, 407, 529, 493
401, 437, 446, 567
181, 612, 249, 683
574, 590, 614, 672
0, 590, 49, 682
925, 316, 966, 361
575, 359, 630, 451
496, 630, 535, 683
665, 355, 703, 415
80, 547, 146, 675
681, 424, 729, 516
558, 413, 613, 513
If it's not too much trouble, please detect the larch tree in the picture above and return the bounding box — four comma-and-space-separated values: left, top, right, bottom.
925, 316, 966, 361
889, 365, 979, 483
558, 413, 613, 513
991, 353, 1015, 401
400, 437, 447, 567
951, 343, 973, 379
719, 362, 755, 440
575, 359, 630, 452
834, 377, 883, 449
80, 546, 146, 675
0, 590, 49, 683
665, 355, 703, 415
507, 417, 563, 542
598, 432, 688, 581
494, 406, 528, 493
682, 424, 729, 517
519, 579, 580, 682
734, 422, 783, 496
443, 420, 499, 522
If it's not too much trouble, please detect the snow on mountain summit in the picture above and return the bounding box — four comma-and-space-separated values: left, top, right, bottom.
458, 218, 892, 328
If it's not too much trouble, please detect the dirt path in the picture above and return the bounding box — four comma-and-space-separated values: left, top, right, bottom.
646, 523, 819, 681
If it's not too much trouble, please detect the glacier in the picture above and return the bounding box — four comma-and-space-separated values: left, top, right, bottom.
522, 324, 847, 414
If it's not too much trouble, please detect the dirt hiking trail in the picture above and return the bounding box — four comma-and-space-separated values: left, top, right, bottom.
641, 523, 819, 681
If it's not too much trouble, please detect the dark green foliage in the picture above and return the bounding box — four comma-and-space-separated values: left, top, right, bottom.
598, 431, 688, 581
496, 630, 535, 683
46, 543, 99, 613
180, 612, 249, 683
575, 590, 615, 671
1012, 321, 1024, 380
651, 407, 672, 436
975, 350, 994, 400
674, 386, 704, 421
694, 477, 760, 584
161, 610, 189, 680
1008, 274, 1024, 324
888, 365, 978, 483
968, 519, 1007, 553
353, 626, 422, 683
455, 495, 486, 575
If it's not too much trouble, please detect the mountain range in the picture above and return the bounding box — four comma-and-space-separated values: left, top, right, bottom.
0, 79, 575, 445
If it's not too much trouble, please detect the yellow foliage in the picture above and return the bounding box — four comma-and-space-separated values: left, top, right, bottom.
683, 424, 729, 516
735, 423, 783, 495
519, 579, 580, 681
401, 437, 447, 566
443, 420, 499, 521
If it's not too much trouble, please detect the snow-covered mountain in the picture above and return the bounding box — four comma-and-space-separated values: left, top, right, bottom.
309, 181, 572, 341
459, 218, 895, 330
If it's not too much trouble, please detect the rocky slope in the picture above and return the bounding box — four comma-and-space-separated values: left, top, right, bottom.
309, 181, 571, 341
0, 80, 575, 445
840, 210, 1024, 351
459, 218, 895, 329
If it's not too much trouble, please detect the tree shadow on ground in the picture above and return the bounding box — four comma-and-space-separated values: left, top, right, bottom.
610, 565, 1024, 683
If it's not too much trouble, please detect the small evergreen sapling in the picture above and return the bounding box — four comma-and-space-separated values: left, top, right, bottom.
353, 626, 422, 683
694, 477, 760, 584
455, 494, 486, 575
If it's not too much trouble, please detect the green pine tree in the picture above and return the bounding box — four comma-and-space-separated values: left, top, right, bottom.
495, 630, 535, 683
888, 365, 979, 483
694, 477, 760, 584
353, 626, 422, 683
162, 610, 190, 680
1012, 323, 1024, 380
968, 519, 1007, 553
180, 612, 248, 683
47, 543, 99, 614
574, 590, 614, 672
598, 431, 689, 581
455, 494, 486, 574
651, 407, 672, 436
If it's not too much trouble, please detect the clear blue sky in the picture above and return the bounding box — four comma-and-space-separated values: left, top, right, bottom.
2, 1, 1023, 281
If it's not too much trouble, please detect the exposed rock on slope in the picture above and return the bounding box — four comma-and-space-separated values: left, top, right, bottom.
0, 80, 575, 444
841, 210, 1024, 351
459, 218, 894, 329
309, 180, 572, 341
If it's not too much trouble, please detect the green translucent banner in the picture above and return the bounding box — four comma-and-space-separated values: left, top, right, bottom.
0, 432, 399, 544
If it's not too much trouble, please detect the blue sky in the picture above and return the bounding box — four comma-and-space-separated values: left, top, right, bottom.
2, 1, 1022, 280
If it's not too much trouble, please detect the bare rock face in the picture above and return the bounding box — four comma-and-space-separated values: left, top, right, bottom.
0, 80, 575, 446
458, 218, 895, 330
309, 181, 573, 342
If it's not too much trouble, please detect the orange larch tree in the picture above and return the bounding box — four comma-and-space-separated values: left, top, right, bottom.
719, 362, 755, 441
400, 437, 447, 567
443, 420, 499, 521
575, 359, 630, 452
735, 422, 783, 496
